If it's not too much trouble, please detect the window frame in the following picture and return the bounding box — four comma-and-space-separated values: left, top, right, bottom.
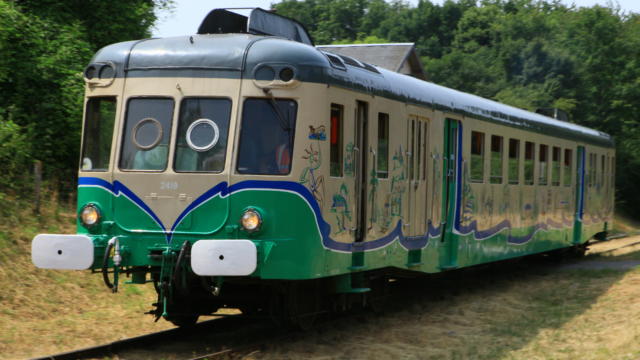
490, 135, 504, 184
118, 96, 175, 172
551, 146, 561, 186
330, 104, 345, 177
563, 148, 573, 187
235, 97, 298, 176
173, 96, 233, 174
470, 131, 485, 183
600, 154, 606, 188
376, 112, 390, 179
422, 120, 428, 181
524, 141, 535, 185
538, 144, 549, 186
508, 138, 520, 185
80, 96, 118, 172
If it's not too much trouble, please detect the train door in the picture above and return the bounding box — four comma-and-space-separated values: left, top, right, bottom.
406, 117, 415, 235
439, 118, 461, 269
572, 146, 586, 244
354, 101, 369, 242
407, 116, 429, 236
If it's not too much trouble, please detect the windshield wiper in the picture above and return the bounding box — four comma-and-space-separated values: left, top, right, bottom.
263, 88, 291, 132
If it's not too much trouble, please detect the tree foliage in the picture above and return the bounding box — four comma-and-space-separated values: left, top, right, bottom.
275, 0, 640, 213
0, 0, 170, 200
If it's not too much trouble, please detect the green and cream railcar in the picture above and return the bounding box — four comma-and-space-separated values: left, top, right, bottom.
31, 9, 614, 325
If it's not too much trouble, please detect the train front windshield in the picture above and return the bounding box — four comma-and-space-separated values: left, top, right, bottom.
236, 98, 297, 175
80, 97, 117, 171
80, 97, 297, 175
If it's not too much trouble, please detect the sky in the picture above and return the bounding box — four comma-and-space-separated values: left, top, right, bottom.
152, 0, 640, 38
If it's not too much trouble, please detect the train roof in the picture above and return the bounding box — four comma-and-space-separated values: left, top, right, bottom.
90, 34, 614, 148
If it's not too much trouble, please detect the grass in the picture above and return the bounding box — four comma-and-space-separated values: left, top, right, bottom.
0, 193, 174, 360
257, 237, 640, 360
610, 210, 640, 236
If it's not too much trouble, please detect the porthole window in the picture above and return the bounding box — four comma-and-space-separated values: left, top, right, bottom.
119, 98, 174, 171
132, 117, 163, 150
186, 118, 219, 152
174, 98, 232, 173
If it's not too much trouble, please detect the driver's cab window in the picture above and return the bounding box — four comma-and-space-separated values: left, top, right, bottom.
236, 98, 297, 175
174, 98, 231, 173
119, 98, 174, 171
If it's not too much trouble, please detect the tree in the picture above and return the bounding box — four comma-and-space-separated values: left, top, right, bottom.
0, 0, 172, 199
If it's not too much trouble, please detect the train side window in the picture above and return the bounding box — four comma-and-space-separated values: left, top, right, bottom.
409, 119, 415, 180
422, 121, 428, 181
119, 98, 174, 171
596, 153, 601, 187
538, 144, 548, 185
586, 153, 590, 186
377, 113, 389, 178
236, 98, 297, 175
174, 98, 232, 173
470, 131, 485, 183
612, 156, 616, 189
563, 149, 572, 187
592, 153, 597, 187
508, 139, 520, 184
588, 153, 595, 187
605, 155, 609, 189
524, 141, 535, 185
609, 156, 612, 188
601, 154, 606, 188
81, 97, 117, 171
552, 146, 561, 186
490, 135, 503, 184
330, 104, 344, 177
417, 120, 422, 181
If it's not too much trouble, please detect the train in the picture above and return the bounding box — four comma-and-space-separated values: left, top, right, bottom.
31, 8, 615, 327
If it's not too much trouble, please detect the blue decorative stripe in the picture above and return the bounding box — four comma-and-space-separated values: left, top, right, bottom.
456, 217, 569, 245
445, 122, 575, 244
79, 177, 438, 251
78, 176, 580, 253
399, 221, 442, 250
78, 177, 166, 232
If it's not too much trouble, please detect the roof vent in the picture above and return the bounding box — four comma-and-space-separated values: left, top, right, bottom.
324, 53, 346, 70
338, 54, 360, 67
337, 55, 380, 74
535, 108, 569, 122
197, 8, 314, 46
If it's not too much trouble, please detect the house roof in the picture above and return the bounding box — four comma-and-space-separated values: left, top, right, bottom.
316, 43, 427, 80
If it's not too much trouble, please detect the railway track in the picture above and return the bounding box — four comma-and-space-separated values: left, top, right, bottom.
32, 314, 280, 360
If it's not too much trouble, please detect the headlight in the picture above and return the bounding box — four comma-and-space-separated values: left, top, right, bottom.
80, 204, 101, 227
240, 209, 262, 232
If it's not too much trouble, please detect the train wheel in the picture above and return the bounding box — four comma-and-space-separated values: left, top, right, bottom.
270, 281, 320, 330
568, 243, 588, 258
292, 281, 323, 330
368, 277, 389, 314
166, 313, 199, 327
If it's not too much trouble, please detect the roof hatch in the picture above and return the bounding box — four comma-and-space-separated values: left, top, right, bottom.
197, 8, 314, 46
